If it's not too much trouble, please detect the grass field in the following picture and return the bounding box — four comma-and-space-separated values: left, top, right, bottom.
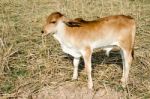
0, 0, 150, 98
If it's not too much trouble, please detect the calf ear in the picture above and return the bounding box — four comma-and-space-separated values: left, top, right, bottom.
64, 21, 81, 27
74, 18, 86, 22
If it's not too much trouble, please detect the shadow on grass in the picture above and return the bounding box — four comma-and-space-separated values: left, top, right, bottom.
92, 50, 123, 69
62, 50, 123, 72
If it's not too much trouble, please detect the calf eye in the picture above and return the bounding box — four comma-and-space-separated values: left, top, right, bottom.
51, 21, 56, 24
41, 30, 44, 33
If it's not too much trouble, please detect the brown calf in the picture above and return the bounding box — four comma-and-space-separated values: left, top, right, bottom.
42, 12, 136, 89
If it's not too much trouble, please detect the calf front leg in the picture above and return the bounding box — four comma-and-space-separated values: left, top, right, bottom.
81, 47, 93, 89
72, 57, 80, 80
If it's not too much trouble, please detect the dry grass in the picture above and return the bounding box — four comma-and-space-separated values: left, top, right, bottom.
0, 0, 150, 99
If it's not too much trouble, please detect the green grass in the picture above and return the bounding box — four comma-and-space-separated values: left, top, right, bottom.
0, 0, 150, 98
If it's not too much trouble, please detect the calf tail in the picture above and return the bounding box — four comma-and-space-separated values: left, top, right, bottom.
131, 49, 134, 59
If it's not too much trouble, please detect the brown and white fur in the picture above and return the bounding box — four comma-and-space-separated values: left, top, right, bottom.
74, 17, 115, 56
41, 12, 136, 89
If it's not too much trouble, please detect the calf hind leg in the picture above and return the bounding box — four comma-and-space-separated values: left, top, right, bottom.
104, 47, 112, 57
120, 48, 133, 87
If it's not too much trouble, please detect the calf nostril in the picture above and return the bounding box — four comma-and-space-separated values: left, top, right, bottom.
41, 30, 44, 34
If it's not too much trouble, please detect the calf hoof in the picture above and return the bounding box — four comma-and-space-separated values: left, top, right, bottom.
72, 77, 77, 80
88, 82, 93, 90
121, 78, 127, 88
